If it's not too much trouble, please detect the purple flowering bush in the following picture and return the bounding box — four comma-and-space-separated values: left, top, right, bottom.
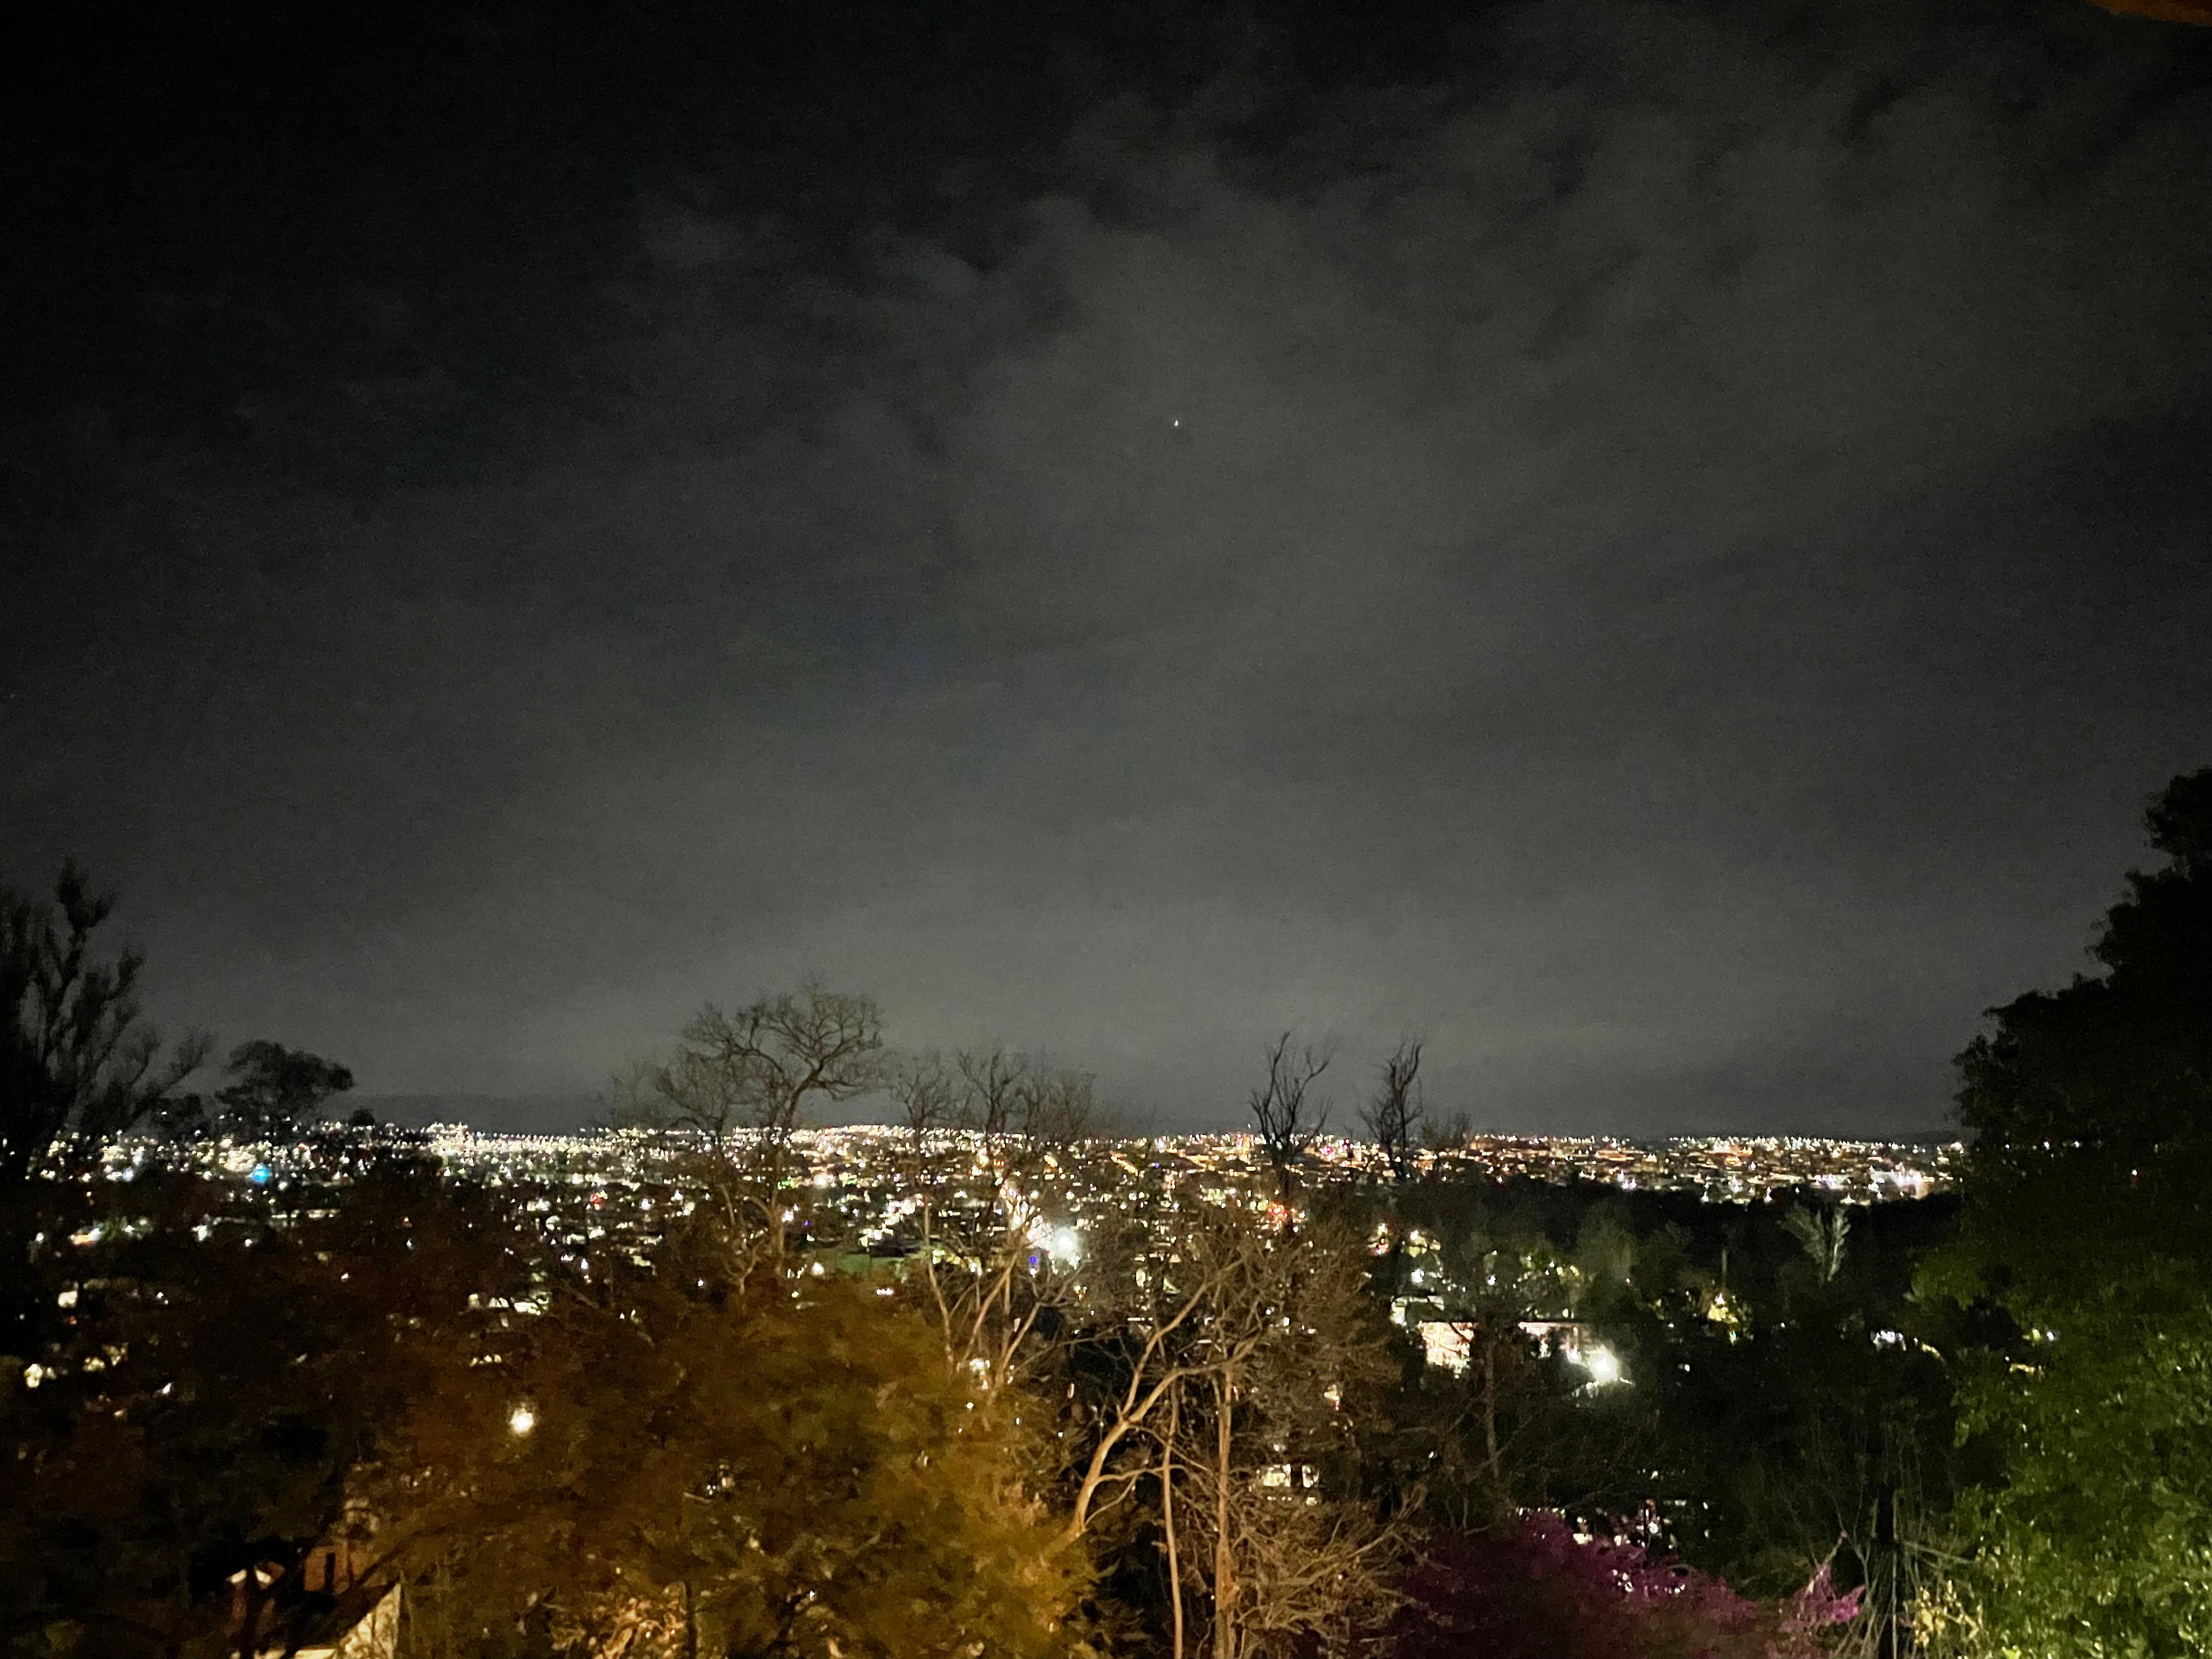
1387, 1516, 1860, 1659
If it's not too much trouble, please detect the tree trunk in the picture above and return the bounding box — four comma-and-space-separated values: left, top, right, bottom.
1211, 1372, 1237, 1659
1480, 1329, 1502, 1496
1876, 1483, 1899, 1659
1164, 1389, 1186, 1659
235, 1572, 265, 1659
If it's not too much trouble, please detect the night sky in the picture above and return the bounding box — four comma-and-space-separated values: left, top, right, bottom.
8, 1, 2212, 1135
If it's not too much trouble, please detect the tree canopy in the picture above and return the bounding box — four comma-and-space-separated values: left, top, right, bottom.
1921, 769, 2212, 1658
369, 1254, 1085, 1659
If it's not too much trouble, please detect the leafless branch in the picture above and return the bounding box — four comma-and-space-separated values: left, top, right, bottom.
1248, 1031, 1335, 1200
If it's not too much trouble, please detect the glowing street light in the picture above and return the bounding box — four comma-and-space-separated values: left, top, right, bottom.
508, 1404, 537, 1437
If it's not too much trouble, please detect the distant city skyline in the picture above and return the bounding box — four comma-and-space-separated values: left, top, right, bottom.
341, 1088, 1969, 1143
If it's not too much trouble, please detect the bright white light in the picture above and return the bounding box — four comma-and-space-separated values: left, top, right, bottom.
1581, 1346, 1623, 1387
1047, 1227, 1082, 1263
508, 1404, 537, 1437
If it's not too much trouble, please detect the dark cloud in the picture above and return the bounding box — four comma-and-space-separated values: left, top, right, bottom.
7, 0, 2211, 1131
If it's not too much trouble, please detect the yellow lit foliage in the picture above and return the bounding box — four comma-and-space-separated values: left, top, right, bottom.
369, 1256, 1088, 1659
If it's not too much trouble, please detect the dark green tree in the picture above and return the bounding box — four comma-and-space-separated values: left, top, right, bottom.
1920, 768, 2212, 1658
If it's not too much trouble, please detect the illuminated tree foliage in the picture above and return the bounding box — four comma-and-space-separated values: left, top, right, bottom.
369, 1244, 1085, 1659
1920, 769, 2212, 1658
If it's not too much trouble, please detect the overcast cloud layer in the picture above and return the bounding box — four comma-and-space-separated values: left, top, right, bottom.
8, 0, 2212, 1132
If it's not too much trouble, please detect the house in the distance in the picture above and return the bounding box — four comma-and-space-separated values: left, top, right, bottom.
228, 1534, 399, 1659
